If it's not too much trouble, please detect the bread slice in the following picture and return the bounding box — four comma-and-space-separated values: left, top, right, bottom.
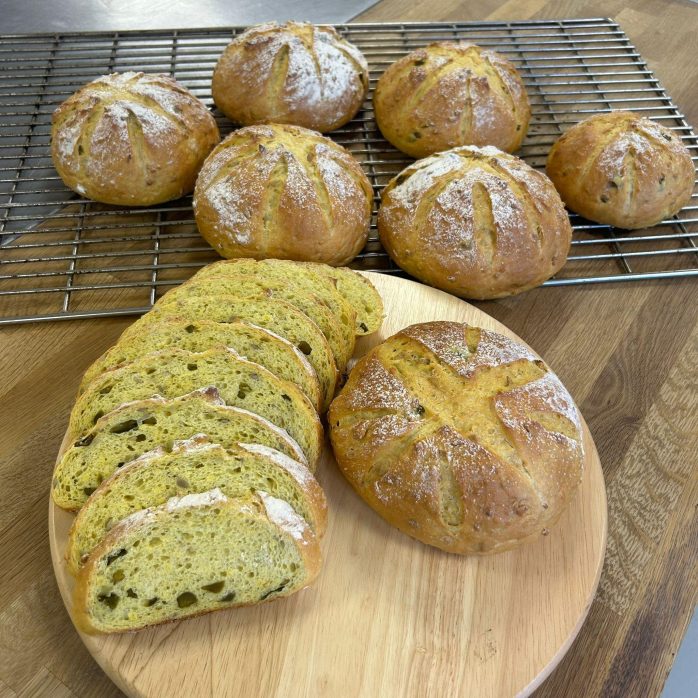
136, 294, 337, 409
73, 488, 321, 634
190, 259, 357, 360
306, 264, 384, 335
52, 388, 307, 511
66, 436, 327, 574
79, 319, 321, 411
69, 347, 322, 465
194, 259, 383, 335
159, 276, 354, 370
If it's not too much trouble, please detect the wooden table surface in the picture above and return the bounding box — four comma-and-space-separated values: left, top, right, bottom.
1, 1, 696, 697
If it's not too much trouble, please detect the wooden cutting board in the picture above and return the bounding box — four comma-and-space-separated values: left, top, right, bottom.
49, 272, 607, 698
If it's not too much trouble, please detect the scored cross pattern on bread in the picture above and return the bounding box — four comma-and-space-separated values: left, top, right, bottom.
329, 321, 584, 554
51, 72, 219, 206
374, 43, 530, 158
211, 22, 368, 133
378, 146, 572, 300
192, 124, 373, 267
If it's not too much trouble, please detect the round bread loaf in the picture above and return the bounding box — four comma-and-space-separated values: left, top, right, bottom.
212, 21, 369, 133
193, 123, 373, 266
377, 145, 572, 299
329, 321, 585, 555
546, 111, 694, 229
51, 72, 219, 206
373, 42, 530, 158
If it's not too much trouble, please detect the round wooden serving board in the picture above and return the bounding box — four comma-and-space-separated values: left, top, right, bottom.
49, 273, 607, 698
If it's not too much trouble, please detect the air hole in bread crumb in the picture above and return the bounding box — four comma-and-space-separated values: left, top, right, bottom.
184, 324, 196, 333
112, 570, 125, 583
201, 581, 224, 593
177, 592, 197, 608
75, 433, 94, 447
297, 341, 312, 355
92, 411, 104, 424
237, 383, 251, 399
106, 548, 127, 566
83, 487, 95, 496
187, 363, 198, 371
110, 419, 139, 434
99, 386, 112, 395
144, 597, 158, 607
136, 433, 146, 442
220, 591, 236, 602
127, 588, 138, 598
98, 593, 119, 609
281, 393, 291, 402
260, 580, 289, 600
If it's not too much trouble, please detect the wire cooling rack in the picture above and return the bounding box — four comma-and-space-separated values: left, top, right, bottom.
1, 18, 697, 325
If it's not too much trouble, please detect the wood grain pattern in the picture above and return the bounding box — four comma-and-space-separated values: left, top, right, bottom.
48, 273, 607, 698
1, 2, 697, 697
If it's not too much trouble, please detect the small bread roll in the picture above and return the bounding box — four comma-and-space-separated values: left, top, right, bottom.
374, 42, 530, 158
378, 145, 572, 300
329, 321, 585, 555
51, 72, 219, 206
212, 21, 369, 133
546, 111, 694, 229
193, 124, 373, 266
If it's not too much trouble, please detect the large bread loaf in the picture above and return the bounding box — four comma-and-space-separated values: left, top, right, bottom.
329, 321, 585, 554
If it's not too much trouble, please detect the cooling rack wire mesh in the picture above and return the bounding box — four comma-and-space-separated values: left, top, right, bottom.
0, 18, 696, 324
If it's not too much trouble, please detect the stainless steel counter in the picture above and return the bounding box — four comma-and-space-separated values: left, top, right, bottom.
0, 0, 378, 33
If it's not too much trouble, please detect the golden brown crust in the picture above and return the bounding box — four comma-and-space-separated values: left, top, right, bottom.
212, 21, 369, 132
328, 321, 584, 555
193, 124, 373, 266
546, 111, 695, 229
51, 71, 219, 206
374, 42, 530, 158
377, 145, 572, 300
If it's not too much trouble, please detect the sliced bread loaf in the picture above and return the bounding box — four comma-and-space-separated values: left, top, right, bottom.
79, 319, 321, 411
69, 347, 322, 465
190, 259, 357, 359
195, 259, 383, 335
52, 388, 306, 511
66, 436, 327, 574
306, 264, 384, 335
158, 277, 354, 370
73, 488, 321, 634
136, 294, 337, 409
